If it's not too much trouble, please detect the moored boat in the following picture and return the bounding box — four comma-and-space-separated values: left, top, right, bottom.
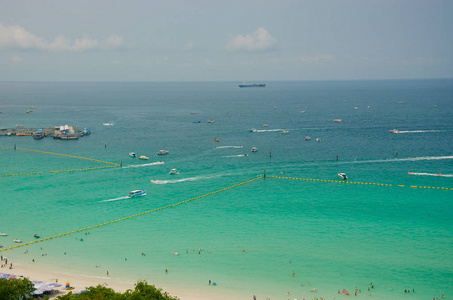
34, 234, 40, 238
158, 150, 169, 155
82, 127, 91, 135
128, 190, 146, 198
169, 169, 179, 174
238, 82, 266, 88
207, 120, 215, 123
129, 152, 137, 158
14, 239, 22, 243
139, 155, 149, 160
251, 147, 258, 152
305, 136, 311, 141
0, 232, 7, 236
33, 129, 45, 139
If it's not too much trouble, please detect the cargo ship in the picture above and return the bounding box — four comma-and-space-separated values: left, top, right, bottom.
238, 82, 266, 88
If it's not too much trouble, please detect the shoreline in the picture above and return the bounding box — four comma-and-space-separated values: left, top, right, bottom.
1, 256, 242, 300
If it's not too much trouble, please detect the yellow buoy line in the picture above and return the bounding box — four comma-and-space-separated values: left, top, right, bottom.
1, 172, 43, 177
0, 148, 9, 150
266, 175, 453, 191
16, 147, 120, 166
50, 165, 118, 173
0, 176, 263, 253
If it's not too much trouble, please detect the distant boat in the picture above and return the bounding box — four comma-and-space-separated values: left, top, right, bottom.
238, 82, 266, 88
251, 147, 258, 152
262, 124, 269, 127
139, 155, 149, 160
338, 173, 348, 180
192, 120, 201, 123
103, 123, 114, 126
34, 234, 40, 238
305, 136, 311, 141
82, 127, 91, 135
389, 129, 400, 133
316, 138, 321, 142
281, 130, 289, 134
14, 239, 22, 243
0, 233, 7, 236
169, 169, 179, 174
129, 152, 137, 158
128, 190, 146, 198
158, 150, 169, 155
249, 128, 257, 132
207, 120, 215, 123
214, 138, 219, 142
333, 119, 343, 122
33, 129, 45, 139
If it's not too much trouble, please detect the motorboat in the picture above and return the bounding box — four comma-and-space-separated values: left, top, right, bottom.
103, 123, 114, 126
193, 120, 201, 123
82, 127, 91, 135
214, 138, 219, 142
14, 239, 22, 243
169, 169, 179, 174
251, 147, 258, 152
0, 233, 7, 236
262, 124, 269, 127
281, 130, 289, 134
128, 190, 146, 198
158, 150, 169, 155
305, 136, 311, 141
249, 128, 258, 132
333, 119, 343, 122
338, 173, 348, 180
34, 234, 40, 238
316, 138, 321, 142
129, 152, 137, 158
207, 120, 215, 123
0, 245, 3, 248
389, 129, 400, 133
139, 155, 149, 160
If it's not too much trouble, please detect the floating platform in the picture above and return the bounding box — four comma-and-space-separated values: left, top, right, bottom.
0, 125, 88, 139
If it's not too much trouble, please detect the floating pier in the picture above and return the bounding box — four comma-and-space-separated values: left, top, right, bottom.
0, 125, 88, 139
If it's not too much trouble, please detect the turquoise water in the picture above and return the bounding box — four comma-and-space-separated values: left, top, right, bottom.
0, 80, 452, 299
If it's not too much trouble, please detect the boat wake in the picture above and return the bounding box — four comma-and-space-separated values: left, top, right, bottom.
216, 146, 243, 149
151, 177, 200, 184
253, 129, 285, 133
123, 161, 165, 168
100, 196, 129, 203
408, 172, 453, 177
222, 154, 248, 158
392, 130, 445, 134
337, 156, 453, 165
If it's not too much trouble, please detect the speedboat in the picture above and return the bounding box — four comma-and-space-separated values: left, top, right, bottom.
333, 119, 343, 122
82, 127, 91, 135
262, 124, 269, 127
207, 120, 215, 123
139, 155, 149, 160
305, 136, 311, 141
192, 120, 201, 123
389, 129, 400, 133
214, 138, 219, 142
281, 130, 289, 134
14, 239, 22, 243
128, 190, 146, 198
34, 234, 40, 238
129, 152, 137, 158
316, 138, 321, 142
0, 232, 7, 236
251, 147, 258, 152
338, 173, 348, 180
0, 245, 3, 248
249, 128, 257, 132
103, 123, 114, 126
169, 169, 179, 174
158, 150, 169, 155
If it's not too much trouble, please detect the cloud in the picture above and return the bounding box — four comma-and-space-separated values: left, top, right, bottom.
227, 27, 277, 52
298, 54, 334, 63
0, 23, 124, 51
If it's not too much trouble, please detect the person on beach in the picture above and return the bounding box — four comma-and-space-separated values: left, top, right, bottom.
107, 271, 109, 276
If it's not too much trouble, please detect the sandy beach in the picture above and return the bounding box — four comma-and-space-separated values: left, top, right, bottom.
1, 257, 230, 300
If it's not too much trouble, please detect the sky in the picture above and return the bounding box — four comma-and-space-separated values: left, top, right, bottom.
0, 0, 452, 82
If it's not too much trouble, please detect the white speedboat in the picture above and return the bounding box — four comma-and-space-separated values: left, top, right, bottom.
128, 190, 146, 198
129, 152, 137, 158
338, 173, 348, 180
316, 138, 321, 142
249, 128, 257, 132
139, 155, 149, 160
158, 150, 169, 155
281, 130, 289, 134
305, 136, 311, 141
251, 147, 258, 152
389, 129, 400, 133
103, 123, 114, 126
169, 169, 179, 174
14, 239, 22, 243
0, 232, 7, 236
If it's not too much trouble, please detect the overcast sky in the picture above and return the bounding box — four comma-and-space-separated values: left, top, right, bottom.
1, 0, 452, 81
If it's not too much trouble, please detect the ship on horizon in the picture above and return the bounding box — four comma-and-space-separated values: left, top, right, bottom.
238, 82, 266, 88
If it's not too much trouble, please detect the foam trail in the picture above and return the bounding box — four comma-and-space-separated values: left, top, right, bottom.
151, 177, 200, 184
100, 196, 129, 203
253, 129, 285, 133
408, 172, 453, 178
216, 146, 243, 149
123, 161, 165, 168
222, 154, 248, 158
392, 130, 445, 134
337, 156, 453, 165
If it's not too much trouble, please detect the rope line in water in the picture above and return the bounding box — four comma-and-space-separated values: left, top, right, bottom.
16, 147, 120, 166
0, 176, 263, 252
266, 175, 452, 191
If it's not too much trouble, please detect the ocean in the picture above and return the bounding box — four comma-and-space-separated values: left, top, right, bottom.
0, 79, 452, 299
